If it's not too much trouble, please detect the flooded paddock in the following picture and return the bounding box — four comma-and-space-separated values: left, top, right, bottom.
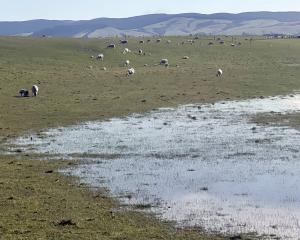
9, 95, 300, 239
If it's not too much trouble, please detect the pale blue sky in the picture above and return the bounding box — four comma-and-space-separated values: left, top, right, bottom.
1, 0, 300, 21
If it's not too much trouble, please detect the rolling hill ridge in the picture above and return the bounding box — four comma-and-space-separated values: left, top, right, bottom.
1, 12, 300, 37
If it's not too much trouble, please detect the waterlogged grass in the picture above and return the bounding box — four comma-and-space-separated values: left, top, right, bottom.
0, 36, 300, 239
0, 156, 233, 240
252, 112, 300, 130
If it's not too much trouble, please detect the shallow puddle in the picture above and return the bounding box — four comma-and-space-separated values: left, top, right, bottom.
8, 95, 300, 239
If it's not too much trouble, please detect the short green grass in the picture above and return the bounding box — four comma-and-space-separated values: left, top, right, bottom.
0, 36, 300, 239
1, 36, 300, 138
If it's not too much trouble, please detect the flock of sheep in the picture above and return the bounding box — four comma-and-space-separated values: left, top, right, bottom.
19, 38, 226, 98
91, 38, 224, 78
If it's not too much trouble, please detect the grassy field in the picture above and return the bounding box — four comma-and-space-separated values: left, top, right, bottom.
0, 36, 300, 239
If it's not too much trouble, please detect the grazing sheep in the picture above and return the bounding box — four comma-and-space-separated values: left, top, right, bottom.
127, 68, 135, 76
219, 41, 225, 44
102, 67, 107, 71
123, 48, 131, 54
156, 39, 161, 43
147, 39, 151, 43
120, 40, 128, 44
208, 42, 214, 45
97, 54, 104, 61
183, 56, 189, 60
139, 40, 144, 44
167, 40, 171, 44
216, 69, 223, 77
160, 59, 169, 65
107, 44, 116, 48
19, 89, 29, 97
32, 85, 39, 96
125, 60, 130, 66
90, 55, 94, 59
138, 49, 143, 55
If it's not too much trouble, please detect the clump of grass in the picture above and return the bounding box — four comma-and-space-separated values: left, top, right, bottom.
135, 203, 153, 209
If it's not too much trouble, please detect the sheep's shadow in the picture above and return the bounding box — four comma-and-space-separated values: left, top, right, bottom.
13, 95, 31, 98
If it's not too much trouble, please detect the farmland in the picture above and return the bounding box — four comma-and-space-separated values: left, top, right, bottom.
0, 36, 300, 239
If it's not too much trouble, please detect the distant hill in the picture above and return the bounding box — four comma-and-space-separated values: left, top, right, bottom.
1, 12, 300, 37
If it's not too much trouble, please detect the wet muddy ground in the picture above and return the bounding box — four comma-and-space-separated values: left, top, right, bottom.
7, 95, 300, 239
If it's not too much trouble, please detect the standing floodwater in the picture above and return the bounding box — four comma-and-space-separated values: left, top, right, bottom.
9, 95, 300, 239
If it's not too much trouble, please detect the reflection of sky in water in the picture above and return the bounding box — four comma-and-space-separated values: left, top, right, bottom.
10, 95, 300, 239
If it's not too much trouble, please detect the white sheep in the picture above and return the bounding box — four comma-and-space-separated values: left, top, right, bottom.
97, 54, 104, 61
138, 49, 143, 55
127, 68, 135, 76
107, 44, 116, 48
125, 60, 130, 66
217, 69, 223, 77
32, 85, 39, 96
160, 59, 169, 65
19, 89, 29, 97
123, 48, 131, 54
